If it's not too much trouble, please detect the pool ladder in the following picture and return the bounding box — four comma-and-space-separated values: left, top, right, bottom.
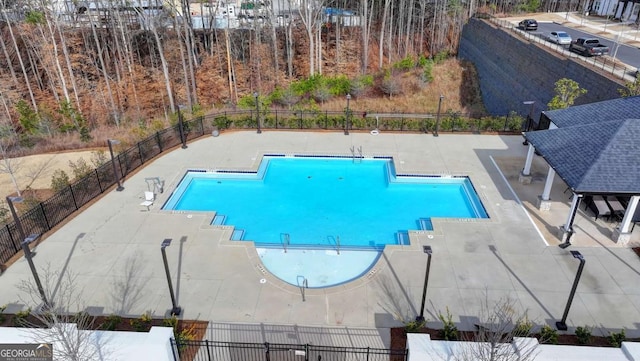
350, 146, 363, 163
282, 233, 290, 253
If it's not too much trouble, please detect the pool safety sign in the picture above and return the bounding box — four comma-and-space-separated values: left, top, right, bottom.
0, 344, 52, 361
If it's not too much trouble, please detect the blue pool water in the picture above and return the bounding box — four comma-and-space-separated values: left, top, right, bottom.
164, 156, 488, 288
164, 156, 487, 250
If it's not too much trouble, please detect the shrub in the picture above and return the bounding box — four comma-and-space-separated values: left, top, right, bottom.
0, 304, 6, 324
101, 314, 122, 331
162, 315, 179, 330
175, 323, 198, 353
393, 56, 415, 70
433, 50, 450, 64
404, 318, 426, 333
68, 157, 92, 180
608, 329, 626, 347
13, 308, 31, 327
130, 312, 153, 332
421, 59, 434, 84
50, 169, 71, 192
539, 324, 558, 344
438, 308, 458, 340
379, 75, 402, 97
326, 75, 351, 95
513, 315, 533, 337
90, 150, 109, 168
575, 326, 592, 345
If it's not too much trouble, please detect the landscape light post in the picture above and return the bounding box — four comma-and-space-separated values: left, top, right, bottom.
556, 251, 585, 330
7, 196, 49, 308
434, 95, 444, 137
522, 101, 535, 145
107, 139, 124, 191
254, 92, 261, 134
161, 239, 182, 316
345, 94, 351, 135
416, 245, 433, 323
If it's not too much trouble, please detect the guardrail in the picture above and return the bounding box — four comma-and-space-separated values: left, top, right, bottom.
479, 13, 639, 82
171, 339, 409, 361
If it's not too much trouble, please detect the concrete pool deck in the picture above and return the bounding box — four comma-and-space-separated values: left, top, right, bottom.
1, 131, 640, 348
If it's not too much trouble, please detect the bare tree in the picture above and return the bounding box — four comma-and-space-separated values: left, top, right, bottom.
454, 296, 539, 361
298, 0, 324, 75
0, 123, 23, 196
17, 265, 112, 361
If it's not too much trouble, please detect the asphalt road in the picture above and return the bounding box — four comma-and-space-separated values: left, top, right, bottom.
534, 22, 640, 69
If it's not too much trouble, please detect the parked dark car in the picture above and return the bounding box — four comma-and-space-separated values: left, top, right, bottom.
568, 38, 610, 56
518, 19, 538, 31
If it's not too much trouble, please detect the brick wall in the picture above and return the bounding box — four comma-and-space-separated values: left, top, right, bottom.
458, 18, 622, 118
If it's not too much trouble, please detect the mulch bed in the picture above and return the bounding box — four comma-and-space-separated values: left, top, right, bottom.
0, 312, 208, 361
391, 327, 630, 350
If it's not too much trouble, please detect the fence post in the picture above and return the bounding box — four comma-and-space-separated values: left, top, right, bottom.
265, 342, 270, 361
138, 142, 145, 164
170, 339, 179, 361
504, 114, 509, 132
156, 132, 163, 153
69, 185, 79, 210
366, 346, 370, 361
206, 339, 212, 361
275, 109, 279, 129
39, 203, 51, 231
325, 111, 328, 129
299, 111, 303, 129
6, 224, 19, 252
117, 154, 124, 181
199, 116, 204, 135
305, 344, 309, 361
95, 169, 103, 193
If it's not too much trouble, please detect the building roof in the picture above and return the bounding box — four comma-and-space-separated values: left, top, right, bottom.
525, 119, 640, 195
543, 95, 640, 128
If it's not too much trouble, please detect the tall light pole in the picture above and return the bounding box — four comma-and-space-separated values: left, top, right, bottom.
434, 95, 444, 137
416, 245, 433, 323
161, 239, 181, 316
556, 251, 585, 330
107, 139, 124, 191
522, 101, 535, 145
254, 92, 261, 134
6, 196, 49, 308
345, 94, 351, 135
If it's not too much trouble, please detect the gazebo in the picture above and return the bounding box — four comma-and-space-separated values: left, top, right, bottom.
520, 96, 640, 246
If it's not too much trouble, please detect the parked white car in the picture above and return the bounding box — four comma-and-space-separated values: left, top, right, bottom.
548, 31, 572, 45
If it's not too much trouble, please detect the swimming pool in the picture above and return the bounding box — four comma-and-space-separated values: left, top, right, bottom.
164, 155, 488, 287
165, 156, 487, 247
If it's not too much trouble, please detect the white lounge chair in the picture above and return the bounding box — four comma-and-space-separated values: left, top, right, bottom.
140, 191, 155, 211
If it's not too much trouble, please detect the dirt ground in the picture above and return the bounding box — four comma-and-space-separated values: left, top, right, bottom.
1, 150, 100, 200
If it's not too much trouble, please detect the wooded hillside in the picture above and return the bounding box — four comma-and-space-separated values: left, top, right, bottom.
0, 0, 555, 151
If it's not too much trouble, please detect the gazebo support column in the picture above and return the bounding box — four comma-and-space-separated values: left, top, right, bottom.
558, 193, 582, 248
612, 195, 640, 245
518, 145, 536, 184
536, 167, 556, 211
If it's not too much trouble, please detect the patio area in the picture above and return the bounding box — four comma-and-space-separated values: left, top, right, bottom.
495, 154, 640, 248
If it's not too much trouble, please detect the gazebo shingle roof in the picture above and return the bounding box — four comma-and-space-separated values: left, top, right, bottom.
543, 95, 640, 128
525, 119, 640, 194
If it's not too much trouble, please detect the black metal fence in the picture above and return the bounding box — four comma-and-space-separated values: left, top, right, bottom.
171, 339, 408, 361
0, 108, 522, 269
0, 117, 206, 268
209, 109, 523, 133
